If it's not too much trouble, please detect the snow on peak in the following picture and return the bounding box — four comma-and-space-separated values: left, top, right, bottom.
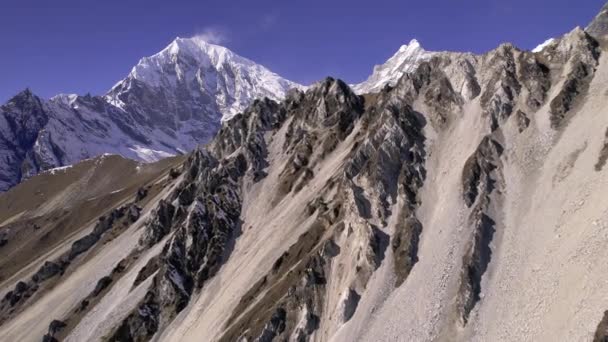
532, 38, 556, 52
112, 35, 300, 91
108, 35, 303, 122
50, 94, 78, 106
398, 39, 422, 53
44, 164, 73, 175
167, 36, 238, 65
352, 39, 435, 94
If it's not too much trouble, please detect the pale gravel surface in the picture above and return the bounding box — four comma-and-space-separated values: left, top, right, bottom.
356, 46, 608, 342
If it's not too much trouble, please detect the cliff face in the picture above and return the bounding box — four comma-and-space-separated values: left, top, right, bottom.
2, 5, 608, 342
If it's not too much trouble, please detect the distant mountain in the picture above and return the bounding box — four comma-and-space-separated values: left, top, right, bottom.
352, 39, 435, 94
0, 37, 302, 191
352, 35, 579, 95
106, 37, 302, 123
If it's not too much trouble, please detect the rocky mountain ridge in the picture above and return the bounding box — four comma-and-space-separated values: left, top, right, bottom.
0, 32, 567, 193
1, 3, 608, 341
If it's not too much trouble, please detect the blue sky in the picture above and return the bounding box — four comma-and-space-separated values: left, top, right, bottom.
0, 0, 605, 102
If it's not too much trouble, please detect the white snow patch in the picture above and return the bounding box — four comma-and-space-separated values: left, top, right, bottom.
44, 164, 74, 175
128, 146, 174, 163
533, 38, 556, 52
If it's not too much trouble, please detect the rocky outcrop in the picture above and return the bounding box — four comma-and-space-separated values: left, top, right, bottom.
139, 200, 176, 247
42, 320, 66, 342
548, 29, 600, 129
456, 205, 497, 325
132, 256, 160, 289
0, 201, 142, 323
109, 147, 247, 340
480, 45, 522, 131
344, 83, 428, 285
457, 135, 504, 325
517, 53, 551, 111
69, 205, 133, 259
461, 136, 503, 208
274, 78, 364, 202
595, 128, 608, 171
0, 90, 51, 191
392, 215, 423, 286
385, 58, 466, 129
220, 219, 333, 342
0, 229, 8, 247
515, 110, 531, 133
41, 258, 131, 341
212, 97, 285, 182
594, 310, 608, 342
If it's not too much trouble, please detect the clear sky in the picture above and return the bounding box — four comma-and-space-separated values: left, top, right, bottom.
1, 0, 606, 102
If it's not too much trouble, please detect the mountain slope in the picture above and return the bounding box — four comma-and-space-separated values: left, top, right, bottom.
106, 37, 301, 123
352, 39, 436, 94
2, 4, 608, 342
0, 38, 301, 192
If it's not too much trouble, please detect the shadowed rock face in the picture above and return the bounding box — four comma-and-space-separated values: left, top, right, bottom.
595, 128, 608, 171
462, 136, 503, 208
0, 90, 50, 191
548, 30, 600, 129
480, 45, 522, 131
457, 135, 504, 326
42, 319, 66, 342
594, 310, 608, 342
392, 215, 423, 286
109, 149, 247, 341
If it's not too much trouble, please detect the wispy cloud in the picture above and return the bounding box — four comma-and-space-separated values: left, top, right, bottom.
259, 12, 279, 31
193, 27, 229, 44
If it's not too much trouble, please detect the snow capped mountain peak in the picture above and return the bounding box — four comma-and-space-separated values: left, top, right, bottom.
352, 38, 435, 94
398, 38, 423, 53
110, 36, 302, 113
166, 36, 236, 64
50, 93, 79, 106
101, 37, 304, 161
532, 38, 557, 52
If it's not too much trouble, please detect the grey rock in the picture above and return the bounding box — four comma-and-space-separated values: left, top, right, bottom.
461, 136, 503, 208
587, 2, 608, 42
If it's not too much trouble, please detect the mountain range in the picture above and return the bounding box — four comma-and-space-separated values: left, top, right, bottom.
0, 37, 301, 191
1, 2, 608, 342
0, 32, 493, 192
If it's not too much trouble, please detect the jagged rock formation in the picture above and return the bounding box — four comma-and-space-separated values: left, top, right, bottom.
0, 37, 301, 192
2, 3, 608, 342
456, 135, 504, 325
